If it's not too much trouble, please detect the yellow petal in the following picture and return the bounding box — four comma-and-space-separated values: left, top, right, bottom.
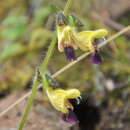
77, 31, 94, 37
57, 25, 66, 52
46, 88, 80, 113
76, 31, 94, 51
91, 29, 108, 38
66, 89, 81, 99
57, 25, 78, 52
76, 29, 108, 51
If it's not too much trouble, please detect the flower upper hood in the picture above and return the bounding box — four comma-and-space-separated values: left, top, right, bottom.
76, 29, 108, 51
46, 87, 81, 113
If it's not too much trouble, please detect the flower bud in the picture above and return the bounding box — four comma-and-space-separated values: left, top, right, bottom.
56, 12, 67, 26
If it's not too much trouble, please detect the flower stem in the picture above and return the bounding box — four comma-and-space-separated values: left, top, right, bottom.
64, 0, 74, 15
40, 34, 57, 73
18, 69, 39, 130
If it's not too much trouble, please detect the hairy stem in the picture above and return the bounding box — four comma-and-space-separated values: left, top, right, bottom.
40, 34, 57, 73
18, 69, 39, 130
64, 0, 74, 15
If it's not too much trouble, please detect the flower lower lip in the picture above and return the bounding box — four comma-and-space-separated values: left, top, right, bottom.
64, 46, 76, 62
61, 109, 79, 124
91, 51, 102, 64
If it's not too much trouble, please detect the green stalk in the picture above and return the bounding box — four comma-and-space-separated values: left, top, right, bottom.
64, 0, 74, 15
42, 74, 51, 91
18, 0, 74, 129
40, 34, 57, 73
18, 69, 39, 130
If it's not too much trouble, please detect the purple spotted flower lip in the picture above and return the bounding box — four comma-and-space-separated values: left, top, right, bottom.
61, 109, 79, 124
91, 51, 102, 64
64, 46, 76, 62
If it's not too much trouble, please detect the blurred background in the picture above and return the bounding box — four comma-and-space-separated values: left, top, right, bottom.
0, 0, 130, 130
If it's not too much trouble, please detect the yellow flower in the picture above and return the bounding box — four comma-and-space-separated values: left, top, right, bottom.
57, 24, 108, 62
57, 25, 78, 61
46, 87, 81, 113
42, 73, 80, 124
42, 73, 81, 114
57, 25, 78, 52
